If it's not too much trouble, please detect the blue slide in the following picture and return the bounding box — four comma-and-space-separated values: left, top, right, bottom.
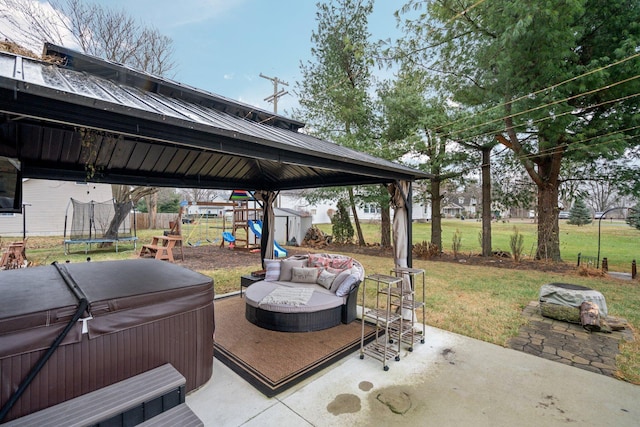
248, 220, 288, 258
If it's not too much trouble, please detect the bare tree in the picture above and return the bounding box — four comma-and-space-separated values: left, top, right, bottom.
135, 28, 175, 76
0, 0, 175, 74
1, 0, 176, 240
178, 188, 221, 203
0, 0, 69, 52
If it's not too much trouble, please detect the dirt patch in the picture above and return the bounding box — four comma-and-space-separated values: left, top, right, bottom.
174, 244, 309, 270
175, 242, 575, 275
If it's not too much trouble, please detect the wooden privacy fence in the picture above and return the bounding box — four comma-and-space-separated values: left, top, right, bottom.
132, 212, 178, 230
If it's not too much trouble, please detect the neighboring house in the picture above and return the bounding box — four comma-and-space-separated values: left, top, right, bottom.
277, 191, 432, 225
442, 201, 464, 218
0, 179, 113, 237
184, 201, 235, 218
442, 193, 479, 219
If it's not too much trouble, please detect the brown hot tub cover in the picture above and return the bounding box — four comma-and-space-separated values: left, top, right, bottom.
0, 259, 214, 421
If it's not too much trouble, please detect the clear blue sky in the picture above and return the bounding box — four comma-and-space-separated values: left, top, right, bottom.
91, 0, 403, 116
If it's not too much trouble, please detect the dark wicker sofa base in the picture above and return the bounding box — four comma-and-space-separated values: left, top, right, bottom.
246, 304, 342, 332
245, 284, 360, 332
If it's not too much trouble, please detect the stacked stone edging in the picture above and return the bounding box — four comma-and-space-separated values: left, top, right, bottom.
508, 301, 634, 377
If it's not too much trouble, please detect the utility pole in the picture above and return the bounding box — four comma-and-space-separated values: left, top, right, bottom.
260, 73, 289, 114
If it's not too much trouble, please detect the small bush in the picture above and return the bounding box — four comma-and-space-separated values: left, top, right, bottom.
413, 241, 440, 259
452, 229, 462, 259
510, 226, 524, 262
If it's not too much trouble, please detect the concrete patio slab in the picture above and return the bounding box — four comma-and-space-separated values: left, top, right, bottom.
187, 325, 640, 426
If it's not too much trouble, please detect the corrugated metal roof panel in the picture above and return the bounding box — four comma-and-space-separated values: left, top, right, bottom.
0, 48, 431, 190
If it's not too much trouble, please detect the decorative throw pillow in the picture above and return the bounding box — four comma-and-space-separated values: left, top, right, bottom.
326, 266, 345, 275
264, 259, 281, 281
329, 257, 353, 270
330, 268, 355, 293
291, 267, 319, 283
308, 254, 330, 269
316, 269, 337, 289
335, 274, 360, 297
279, 259, 306, 281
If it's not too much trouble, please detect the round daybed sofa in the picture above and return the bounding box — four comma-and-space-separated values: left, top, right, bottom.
244, 254, 364, 332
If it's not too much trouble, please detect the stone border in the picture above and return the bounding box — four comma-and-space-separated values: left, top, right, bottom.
508, 301, 634, 377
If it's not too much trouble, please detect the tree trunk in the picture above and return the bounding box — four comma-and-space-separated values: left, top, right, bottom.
147, 192, 158, 229
103, 184, 156, 245
481, 146, 492, 257
103, 201, 133, 240
430, 179, 443, 252
348, 187, 366, 246
536, 181, 562, 261
380, 204, 391, 248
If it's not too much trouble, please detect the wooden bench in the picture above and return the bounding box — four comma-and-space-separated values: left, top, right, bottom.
140, 244, 172, 261
139, 235, 183, 262
4, 363, 201, 427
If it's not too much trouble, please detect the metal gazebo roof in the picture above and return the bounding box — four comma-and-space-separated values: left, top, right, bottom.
0, 44, 430, 191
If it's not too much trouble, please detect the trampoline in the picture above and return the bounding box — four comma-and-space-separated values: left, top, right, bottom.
63, 198, 138, 254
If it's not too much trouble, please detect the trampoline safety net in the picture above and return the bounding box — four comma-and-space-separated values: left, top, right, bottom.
67, 198, 135, 241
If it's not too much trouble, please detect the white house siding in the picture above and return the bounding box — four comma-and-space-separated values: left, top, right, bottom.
0, 179, 113, 237
277, 193, 334, 224
278, 193, 432, 225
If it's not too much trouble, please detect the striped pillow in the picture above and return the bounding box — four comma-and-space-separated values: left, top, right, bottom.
264, 259, 281, 281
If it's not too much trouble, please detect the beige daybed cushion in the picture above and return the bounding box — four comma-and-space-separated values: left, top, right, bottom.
244, 281, 346, 313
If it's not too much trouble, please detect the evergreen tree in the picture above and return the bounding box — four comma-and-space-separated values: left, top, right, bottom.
626, 204, 640, 230
331, 199, 354, 244
295, 0, 375, 247
377, 66, 473, 254
158, 196, 180, 213
398, 0, 640, 260
568, 198, 592, 226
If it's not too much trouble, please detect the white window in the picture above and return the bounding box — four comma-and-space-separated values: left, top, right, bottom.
363, 204, 381, 214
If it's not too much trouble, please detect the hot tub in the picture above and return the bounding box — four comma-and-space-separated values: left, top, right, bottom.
0, 259, 214, 422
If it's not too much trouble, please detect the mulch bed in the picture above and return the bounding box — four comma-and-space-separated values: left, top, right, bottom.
174, 242, 576, 274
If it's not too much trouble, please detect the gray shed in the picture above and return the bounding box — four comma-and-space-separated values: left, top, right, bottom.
273, 207, 312, 246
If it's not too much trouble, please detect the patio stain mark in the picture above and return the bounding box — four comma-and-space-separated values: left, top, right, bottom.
441, 348, 456, 364
327, 393, 361, 415
374, 387, 413, 415
535, 394, 577, 423
359, 381, 373, 391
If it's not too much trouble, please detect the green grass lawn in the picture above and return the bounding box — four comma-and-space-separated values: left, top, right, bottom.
310, 250, 640, 384
318, 218, 640, 272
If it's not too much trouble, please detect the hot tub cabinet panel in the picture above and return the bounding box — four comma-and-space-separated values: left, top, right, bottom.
0, 259, 214, 422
